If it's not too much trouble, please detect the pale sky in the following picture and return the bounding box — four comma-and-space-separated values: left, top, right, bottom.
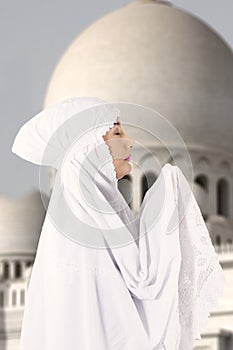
1, 0, 232, 198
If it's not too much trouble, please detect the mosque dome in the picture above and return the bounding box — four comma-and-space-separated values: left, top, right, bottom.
0, 189, 48, 255
44, 0, 233, 154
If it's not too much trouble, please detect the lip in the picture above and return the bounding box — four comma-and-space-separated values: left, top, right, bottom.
124, 155, 131, 161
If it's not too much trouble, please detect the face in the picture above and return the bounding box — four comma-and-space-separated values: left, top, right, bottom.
102, 118, 135, 180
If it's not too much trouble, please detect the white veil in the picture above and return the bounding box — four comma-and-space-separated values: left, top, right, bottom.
11, 97, 227, 350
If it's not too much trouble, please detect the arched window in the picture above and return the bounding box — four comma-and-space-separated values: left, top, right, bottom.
217, 178, 230, 217
215, 235, 221, 246
15, 261, 22, 278
3, 262, 9, 279
118, 174, 133, 209
12, 290, 17, 306
141, 172, 157, 204
195, 174, 208, 192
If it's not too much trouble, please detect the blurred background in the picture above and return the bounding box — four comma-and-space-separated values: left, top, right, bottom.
1, 0, 233, 197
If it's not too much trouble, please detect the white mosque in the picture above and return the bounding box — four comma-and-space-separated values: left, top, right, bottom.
1, 0, 233, 349
0, 190, 48, 350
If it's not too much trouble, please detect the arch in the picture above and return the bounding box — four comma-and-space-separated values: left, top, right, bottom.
217, 178, 230, 217
141, 171, 157, 203
194, 174, 209, 192
219, 160, 231, 172
118, 174, 133, 209
197, 156, 210, 168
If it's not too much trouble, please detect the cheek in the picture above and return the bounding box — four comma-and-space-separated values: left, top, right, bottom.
111, 144, 118, 157
109, 137, 124, 152
108, 141, 124, 158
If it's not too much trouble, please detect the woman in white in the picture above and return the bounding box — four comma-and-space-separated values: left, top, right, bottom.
12, 97, 227, 350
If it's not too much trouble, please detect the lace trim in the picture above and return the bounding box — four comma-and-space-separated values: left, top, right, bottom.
175, 167, 227, 349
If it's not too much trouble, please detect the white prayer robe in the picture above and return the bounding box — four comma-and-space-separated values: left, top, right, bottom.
11, 97, 227, 350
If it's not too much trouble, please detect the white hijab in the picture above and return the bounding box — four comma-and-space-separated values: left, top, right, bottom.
12, 97, 227, 350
